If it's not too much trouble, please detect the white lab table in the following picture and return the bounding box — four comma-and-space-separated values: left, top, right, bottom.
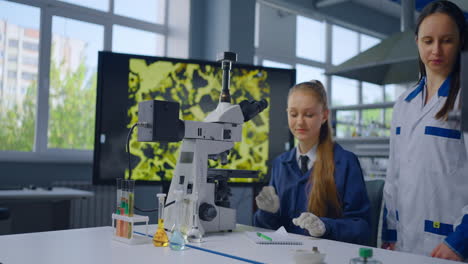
0, 224, 461, 264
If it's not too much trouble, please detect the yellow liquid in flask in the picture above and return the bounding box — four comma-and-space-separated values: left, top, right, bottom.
153, 219, 169, 247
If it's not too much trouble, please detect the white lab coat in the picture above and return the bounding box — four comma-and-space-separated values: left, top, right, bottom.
383, 76, 468, 258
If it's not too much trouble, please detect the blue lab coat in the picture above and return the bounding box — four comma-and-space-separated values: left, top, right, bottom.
254, 143, 371, 245
382, 76, 468, 258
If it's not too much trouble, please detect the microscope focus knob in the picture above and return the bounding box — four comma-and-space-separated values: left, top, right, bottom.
199, 203, 217, 222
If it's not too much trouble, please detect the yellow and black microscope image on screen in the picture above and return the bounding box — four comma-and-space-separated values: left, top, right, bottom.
126, 59, 270, 183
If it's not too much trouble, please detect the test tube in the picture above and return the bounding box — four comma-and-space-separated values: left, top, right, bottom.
127, 180, 135, 239
115, 178, 123, 237
121, 180, 128, 215
116, 178, 123, 211
121, 180, 128, 238
127, 180, 135, 217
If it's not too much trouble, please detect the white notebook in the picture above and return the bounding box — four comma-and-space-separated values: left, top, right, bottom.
245, 226, 303, 245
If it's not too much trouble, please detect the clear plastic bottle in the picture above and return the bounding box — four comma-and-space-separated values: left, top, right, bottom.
169, 190, 186, 250
349, 248, 382, 264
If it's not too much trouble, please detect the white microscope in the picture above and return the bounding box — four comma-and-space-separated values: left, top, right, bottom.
137, 52, 268, 235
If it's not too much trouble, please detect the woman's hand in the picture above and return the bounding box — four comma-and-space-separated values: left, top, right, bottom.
430, 243, 462, 261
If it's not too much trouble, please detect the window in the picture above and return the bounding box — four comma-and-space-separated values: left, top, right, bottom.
59, 0, 109, 11
331, 76, 358, 106
0, 0, 168, 159
7, 70, 17, 78
362, 109, 383, 137
49, 16, 104, 150
23, 42, 39, 51
255, 2, 393, 143
23, 56, 38, 66
296, 64, 324, 84
332, 25, 358, 65
262, 59, 292, 69
360, 33, 380, 52
21, 72, 36, 81
336, 110, 358, 138
21, 85, 29, 94
113, 25, 164, 56
385, 83, 407, 102
0, 1, 39, 152
296, 16, 325, 62
8, 39, 19, 47
115, 0, 165, 24
362, 82, 383, 104
383, 108, 393, 137
7, 82, 16, 92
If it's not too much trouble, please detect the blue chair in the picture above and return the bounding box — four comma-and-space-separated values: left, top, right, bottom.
365, 179, 385, 247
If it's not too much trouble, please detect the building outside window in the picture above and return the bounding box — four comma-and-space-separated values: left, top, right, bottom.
0, 0, 167, 159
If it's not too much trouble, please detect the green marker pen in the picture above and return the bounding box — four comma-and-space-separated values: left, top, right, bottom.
256, 232, 272, 241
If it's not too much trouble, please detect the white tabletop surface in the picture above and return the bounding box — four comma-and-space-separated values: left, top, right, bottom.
0, 187, 93, 200
0, 224, 461, 264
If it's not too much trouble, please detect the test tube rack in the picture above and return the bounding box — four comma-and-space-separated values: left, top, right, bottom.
111, 213, 150, 245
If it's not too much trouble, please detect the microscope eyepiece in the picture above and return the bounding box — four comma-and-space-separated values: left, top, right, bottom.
239, 99, 269, 122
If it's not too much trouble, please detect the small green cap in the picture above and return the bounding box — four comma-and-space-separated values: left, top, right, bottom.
359, 248, 373, 258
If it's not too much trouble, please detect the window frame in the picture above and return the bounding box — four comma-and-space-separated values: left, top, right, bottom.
255, 1, 391, 140
0, 0, 168, 163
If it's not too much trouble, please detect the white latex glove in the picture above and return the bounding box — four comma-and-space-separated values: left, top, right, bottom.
255, 186, 280, 214
292, 212, 326, 237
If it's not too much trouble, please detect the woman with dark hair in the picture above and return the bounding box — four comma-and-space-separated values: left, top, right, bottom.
253, 80, 371, 245
382, 0, 468, 261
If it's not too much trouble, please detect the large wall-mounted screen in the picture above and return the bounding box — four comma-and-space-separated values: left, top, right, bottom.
93, 52, 295, 184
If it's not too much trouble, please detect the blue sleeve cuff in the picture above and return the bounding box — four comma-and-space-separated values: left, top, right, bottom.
444, 220, 468, 259
444, 232, 468, 259
382, 228, 397, 242
321, 218, 332, 238
442, 240, 465, 260
381, 207, 397, 242
253, 209, 280, 230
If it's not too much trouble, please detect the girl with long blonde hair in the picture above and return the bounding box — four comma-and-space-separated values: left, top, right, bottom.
254, 80, 370, 244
